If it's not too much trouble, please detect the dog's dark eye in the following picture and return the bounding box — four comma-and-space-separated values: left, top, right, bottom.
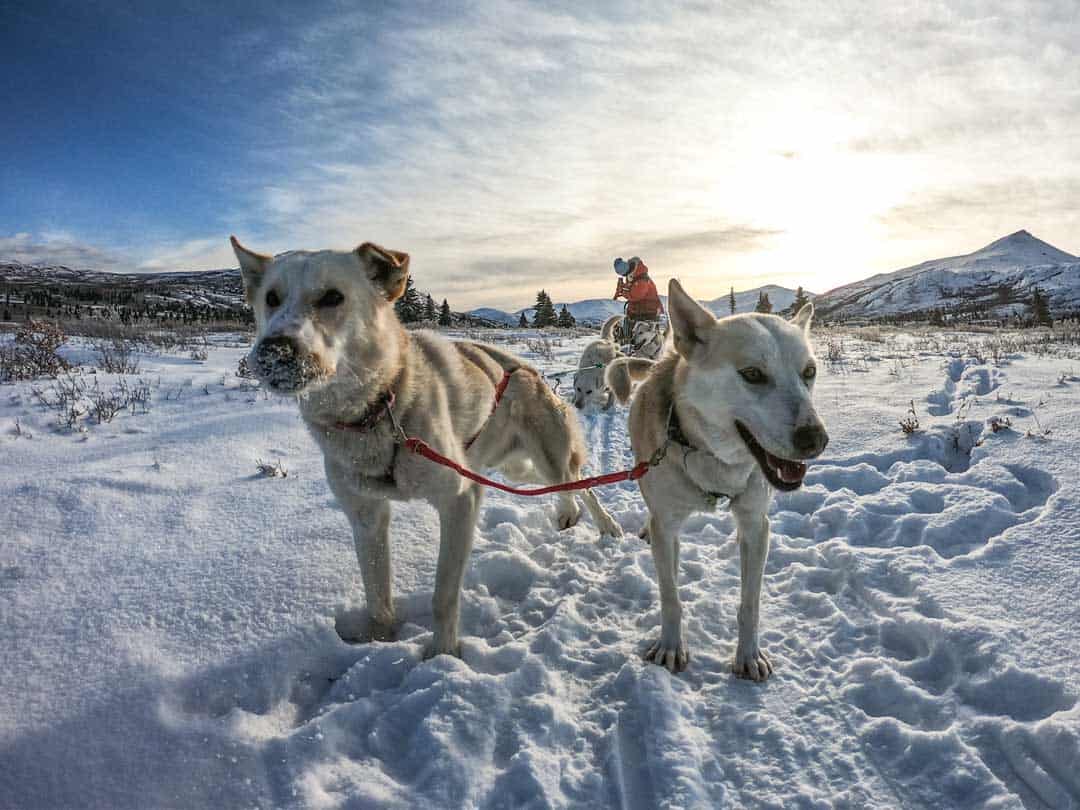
803, 364, 817, 381
265, 289, 281, 308
586, 389, 593, 395
739, 367, 767, 385
317, 289, 344, 308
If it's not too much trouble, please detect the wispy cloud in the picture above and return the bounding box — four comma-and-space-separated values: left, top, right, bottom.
6, 1, 1080, 307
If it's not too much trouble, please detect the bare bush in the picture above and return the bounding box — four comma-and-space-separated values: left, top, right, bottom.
236, 355, 256, 379
94, 338, 140, 374
255, 458, 288, 478
523, 337, 556, 363
0, 320, 70, 382
899, 400, 920, 434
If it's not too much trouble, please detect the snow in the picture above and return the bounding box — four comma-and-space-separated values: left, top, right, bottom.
2, 326, 1080, 808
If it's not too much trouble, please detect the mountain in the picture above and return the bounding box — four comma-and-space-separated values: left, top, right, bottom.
470, 285, 810, 326
0, 261, 246, 310
814, 230, 1080, 321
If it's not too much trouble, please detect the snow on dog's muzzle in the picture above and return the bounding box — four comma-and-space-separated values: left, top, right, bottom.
254, 335, 323, 393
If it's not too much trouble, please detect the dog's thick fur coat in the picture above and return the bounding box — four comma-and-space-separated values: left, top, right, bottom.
609, 279, 828, 678
232, 238, 620, 657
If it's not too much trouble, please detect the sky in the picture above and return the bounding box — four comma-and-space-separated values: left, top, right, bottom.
3, 0, 1079, 310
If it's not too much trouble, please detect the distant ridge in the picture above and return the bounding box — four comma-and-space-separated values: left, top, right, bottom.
814, 230, 1080, 321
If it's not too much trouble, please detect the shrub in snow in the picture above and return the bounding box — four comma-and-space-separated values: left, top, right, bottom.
94, 337, 140, 374
0, 320, 70, 381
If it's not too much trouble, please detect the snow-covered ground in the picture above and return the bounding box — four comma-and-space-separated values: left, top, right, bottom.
2, 327, 1079, 809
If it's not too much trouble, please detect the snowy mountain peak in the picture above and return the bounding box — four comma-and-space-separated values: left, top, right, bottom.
815, 230, 1080, 321
970, 229, 1076, 265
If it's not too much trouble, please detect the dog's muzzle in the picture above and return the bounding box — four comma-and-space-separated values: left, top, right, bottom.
253, 335, 323, 392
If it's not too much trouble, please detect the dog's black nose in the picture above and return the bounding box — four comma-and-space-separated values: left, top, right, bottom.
793, 425, 828, 456
257, 335, 299, 361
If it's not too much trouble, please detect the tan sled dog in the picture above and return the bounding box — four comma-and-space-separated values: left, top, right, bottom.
231, 237, 621, 657
607, 279, 827, 678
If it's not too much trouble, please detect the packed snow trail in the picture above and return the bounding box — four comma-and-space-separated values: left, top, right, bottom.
1, 330, 1079, 809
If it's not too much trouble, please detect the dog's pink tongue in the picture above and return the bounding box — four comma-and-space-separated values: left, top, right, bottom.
777, 459, 807, 484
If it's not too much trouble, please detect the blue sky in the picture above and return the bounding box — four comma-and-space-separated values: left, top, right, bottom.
4, 1, 1079, 309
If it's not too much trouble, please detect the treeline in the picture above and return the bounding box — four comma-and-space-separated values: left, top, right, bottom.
1, 286, 252, 329
392, 277, 453, 326
828, 286, 1071, 328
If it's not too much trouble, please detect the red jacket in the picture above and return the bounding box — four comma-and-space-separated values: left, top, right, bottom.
614, 263, 664, 318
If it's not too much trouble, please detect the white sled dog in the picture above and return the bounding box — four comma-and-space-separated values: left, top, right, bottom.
231, 237, 621, 657
626, 318, 668, 360
572, 315, 624, 410
606, 279, 828, 679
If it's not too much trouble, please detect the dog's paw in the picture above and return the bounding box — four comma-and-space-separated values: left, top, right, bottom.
368, 617, 397, 643
557, 503, 582, 531
596, 511, 622, 538
732, 646, 773, 681
424, 636, 462, 660
644, 637, 689, 673
334, 609, 397, 644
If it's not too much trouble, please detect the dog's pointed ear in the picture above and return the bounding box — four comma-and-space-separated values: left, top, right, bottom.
668, 278, 715, 359
231, 236, 271, 303
356, 242, 410, 302
791, 301, 814, 332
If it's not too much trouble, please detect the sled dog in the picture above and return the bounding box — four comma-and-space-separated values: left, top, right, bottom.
572, 315, 625, 410
626, 318, 668, 360
231, 237, 621, 657
606, 279, 827, 678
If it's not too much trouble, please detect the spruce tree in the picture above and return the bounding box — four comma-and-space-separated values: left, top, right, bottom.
556, 305, 576, 328
729, 286, 736, 315
1032, 287, 1053, 326
423, 294, 437, 321
518, 312, 528, 328
438, 299, 452, 327
394, 276, 424, 322
533, 290, 557, 327
754, 291, 773, 313
790, 286, 810, 315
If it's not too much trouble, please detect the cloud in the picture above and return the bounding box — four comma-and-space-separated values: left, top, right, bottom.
13, 1, 1080, 305
0, 232, 133, 270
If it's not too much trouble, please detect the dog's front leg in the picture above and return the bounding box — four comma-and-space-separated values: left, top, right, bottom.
731, 492, 773, 681
428, 486, 482, 659
643, 512, 689, 672
344, 497, 396, 641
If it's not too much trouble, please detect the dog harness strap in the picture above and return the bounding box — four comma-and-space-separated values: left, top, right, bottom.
663, 399, 730, 502
463, 369, 515, 450
333, 390, 396, 433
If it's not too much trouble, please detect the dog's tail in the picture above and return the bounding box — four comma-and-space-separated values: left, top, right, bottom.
600, 315, 622, 342
605, 357, 655, 404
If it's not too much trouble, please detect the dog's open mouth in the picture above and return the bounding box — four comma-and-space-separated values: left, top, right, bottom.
735, 421, 807, 491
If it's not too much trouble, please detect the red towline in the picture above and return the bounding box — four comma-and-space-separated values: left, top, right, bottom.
403, 436, 653, 496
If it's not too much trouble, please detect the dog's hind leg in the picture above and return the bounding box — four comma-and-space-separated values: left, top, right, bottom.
344, 497, 396, 641
428, 486, 482, 659
730, 484, 774, 681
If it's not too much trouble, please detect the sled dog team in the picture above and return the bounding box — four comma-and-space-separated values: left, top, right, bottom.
232, 237, 828, 679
